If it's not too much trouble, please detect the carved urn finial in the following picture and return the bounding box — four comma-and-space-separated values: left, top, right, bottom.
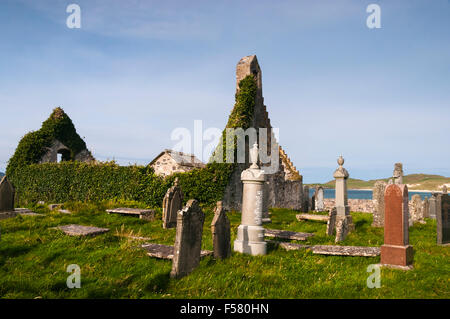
337, 155, 344, 167
250, 143, 259, 169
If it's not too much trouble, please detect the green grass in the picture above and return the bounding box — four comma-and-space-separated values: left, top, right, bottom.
0, 203, 449, 299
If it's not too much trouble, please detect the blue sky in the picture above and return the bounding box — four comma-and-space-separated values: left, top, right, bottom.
0, 0, 449, 183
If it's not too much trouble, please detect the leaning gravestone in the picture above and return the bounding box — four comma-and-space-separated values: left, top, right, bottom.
437, 194, 450, 245
380, 184, 413, 270
162, 178, 183, 229
211, 201, 231, 260
372, 180, 387, 227
0, 176, 15, 212
170, 199, 205, 279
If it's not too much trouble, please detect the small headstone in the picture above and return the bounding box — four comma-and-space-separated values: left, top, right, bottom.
372, 181, 387, 227
422, 197, 429, 218
429, 195, 437, 219
211, 201, 231, 260
0, 176, 15, 212
56, 224, 109, 237
302, 185, 309, 212
380, 184, 413, 270
315, 186, 324, 211
326, 207, 337, 236
162, 178, 183, 229
442, 185, 448, 195
437, 194, 450, 245
410, 194, 424, 225
170, 199, 205, 279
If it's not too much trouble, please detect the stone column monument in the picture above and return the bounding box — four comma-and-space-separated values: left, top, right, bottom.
332, 156, 354, 242
393, 163, 403, 185
234, 143, 267, 256
380, 184, 414, 270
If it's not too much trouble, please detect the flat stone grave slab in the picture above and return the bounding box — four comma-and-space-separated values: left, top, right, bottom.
107, 208, 156, 221
58, 209, 72, 214
55, 224, 109, 237
264, 228, 314, 241
0, 209, 42, 219
48, 204, 63, 210
274, 242, 380, 257
296, 213, 329, 222
141, 243, 213, 260
0, 211, 18, 220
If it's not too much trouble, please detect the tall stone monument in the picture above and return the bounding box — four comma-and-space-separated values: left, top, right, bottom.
372, 180, 387, 227
234, 143, 267, 256
393, 163, 403, 185
211, 201, 231, 259
380, 184, 414, 270
437, 194, 450, 245
170, 199, 205, 279
332, 156, 354, 242
0, 176, 15, 212
315, 186, 324, 212
162, 177, 183, 229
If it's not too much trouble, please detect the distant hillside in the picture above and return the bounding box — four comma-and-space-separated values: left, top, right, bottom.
309, 174, 450, 191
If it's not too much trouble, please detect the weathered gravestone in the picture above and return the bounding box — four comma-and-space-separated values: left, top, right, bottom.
393, 163, 403, 185
0, 176, 15, 212
170, 199, 205, 279
162, 177, 183, 229
315, 186, 324, 212
211, 201, 231, 259
380, 184, 414, 270
429, 195, 437, 219
442, 185, 448, 195
302, 185, 309, 212
410, 194, 424, 225
372, 180, 387, 227
422, 197, 429, 219
437, 194, 450, 245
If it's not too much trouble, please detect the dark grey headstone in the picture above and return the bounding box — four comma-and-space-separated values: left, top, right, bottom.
170, 199, 205, 279
302, 185, 309, 212
0, 176, 15, 212
437, 194, 450, 245
162, 178, 183, 229
211, 201, 231, 260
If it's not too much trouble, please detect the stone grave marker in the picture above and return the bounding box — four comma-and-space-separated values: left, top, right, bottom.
264, 228, 314, 241
141, 243, 212, 260
380, 184, 413, 270
56, 224, 109, 237
372, 180, 386, 227
437, 194, 450, 245
107, 207, 156, 221
302, 185, 309, 212
0, 176, 15, 212
422, 197, 429, 218
315, 186, 324, 212
211, 201, 231, 260
170, 199, 205, 279
162, 178, 183, 229
410, 194, 424, 225
429, 195, 437, 219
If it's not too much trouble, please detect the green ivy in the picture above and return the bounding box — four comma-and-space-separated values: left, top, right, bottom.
6, 107, 87, 176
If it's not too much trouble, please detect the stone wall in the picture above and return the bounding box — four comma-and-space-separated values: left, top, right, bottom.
323, 199, 374, 213
221, 55, 303, 211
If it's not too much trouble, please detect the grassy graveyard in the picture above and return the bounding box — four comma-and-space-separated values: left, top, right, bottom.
0, 201, 448, 299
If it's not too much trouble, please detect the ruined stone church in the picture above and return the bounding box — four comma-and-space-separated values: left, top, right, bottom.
219, 55, 304, 211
